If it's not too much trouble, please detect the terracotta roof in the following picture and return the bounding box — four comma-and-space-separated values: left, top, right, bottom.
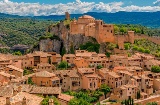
54, 70, 79, 78
37, 63, 51, 67
118, 71, 132, 76
27, 51, 52, 58
146, 60, 160, 65
30, 86, 61, 95
107, 72, 120, 78
78, 68, 95, 74
6, 65, 23, 73
133, 76, 141, 80
85, 74, 98, 78
99, 68, 109, 74
0, 85, 13, 97
120, 84, 136, 89
58, 94, 74, 102
50, 77, 60, 81
0, 92, 43, 105
0, 71, 15, 78
79, 15, 95, 19
63, 54, 75, 58
35, 71, 55, 77
56, 54, 61, 58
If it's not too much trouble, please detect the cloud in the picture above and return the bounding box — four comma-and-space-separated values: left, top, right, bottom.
153, 0, 160, 6
0, 0, 160, 16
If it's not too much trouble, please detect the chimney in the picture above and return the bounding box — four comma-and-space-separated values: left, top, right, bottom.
22, 97, 27, 105
18, 86, 22, 92
49, 99, 54, 105
13, 89, 18, 96
6, 97, 11, 105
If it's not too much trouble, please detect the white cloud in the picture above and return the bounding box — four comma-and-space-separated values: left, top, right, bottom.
153, 0, 160, 6
0, 0, 160, 16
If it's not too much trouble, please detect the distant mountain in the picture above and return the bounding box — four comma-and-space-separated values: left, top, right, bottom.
0, 12, 160, 28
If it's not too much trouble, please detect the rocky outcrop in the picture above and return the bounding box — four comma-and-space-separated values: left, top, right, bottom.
39, 38, 61, 53
39, 21, 104, 54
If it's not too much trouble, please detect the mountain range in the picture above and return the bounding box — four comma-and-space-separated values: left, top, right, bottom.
0, 12, 160, 28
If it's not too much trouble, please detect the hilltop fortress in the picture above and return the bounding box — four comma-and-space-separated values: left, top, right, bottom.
67, 12, 135, 49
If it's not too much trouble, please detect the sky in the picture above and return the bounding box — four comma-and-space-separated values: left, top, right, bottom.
0, 0, 160, 16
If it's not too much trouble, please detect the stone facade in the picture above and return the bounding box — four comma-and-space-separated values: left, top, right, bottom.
69, 13, 135, 49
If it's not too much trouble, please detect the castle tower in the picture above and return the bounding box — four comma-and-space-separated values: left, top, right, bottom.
95, 20, 103, 43
128, 31, 135, 44
65, 12, 70, 20
22, 97, 27, 105
6, 97, 10, 105
49, 99, 54, 105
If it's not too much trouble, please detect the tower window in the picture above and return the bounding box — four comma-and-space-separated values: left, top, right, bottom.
111, 30, 112, 33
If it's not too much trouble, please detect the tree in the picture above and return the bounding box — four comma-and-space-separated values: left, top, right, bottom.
28, 77, 34, 85
97, 65, 103, 69
100, 84, 110, 99
58, 61, 69, 70
48, 57, 52, 64
146, 102, 158, 105
137, 91, 141, 99
144, 49, 150, 54
151, 66, 160, 73
13, 51, 22, 56
61, 47, 66, 56
105, 51, 111, 57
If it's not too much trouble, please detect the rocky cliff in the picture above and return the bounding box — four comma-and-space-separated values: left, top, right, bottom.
38, 21, 101, 54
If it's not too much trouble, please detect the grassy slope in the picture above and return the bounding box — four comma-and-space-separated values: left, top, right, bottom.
0, 18, 55, 47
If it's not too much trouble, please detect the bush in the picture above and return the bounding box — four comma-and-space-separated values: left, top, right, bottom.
58, 61, 70, 70
151, 66, 160, 73
80, 42, 100, 53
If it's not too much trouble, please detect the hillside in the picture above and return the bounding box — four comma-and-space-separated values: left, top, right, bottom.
0, 17, 54, 47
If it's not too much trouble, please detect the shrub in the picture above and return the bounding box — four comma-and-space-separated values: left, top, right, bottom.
151, 66, 160, 73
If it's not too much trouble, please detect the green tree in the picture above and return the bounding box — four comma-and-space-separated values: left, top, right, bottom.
97, 65, 103, 69
151, 66, 160, 73
13, 51, 22, 56
146, 102, 158, 105
144, 49, 150, 54
58, 61, 69, 70
105, 51, 111, 57
61, 47, 66, 56
100, 84, 110, 99
48, 57, 52, 64
70, 44, 75, 54
137, 91, 141, 99
28, 77, 34, 85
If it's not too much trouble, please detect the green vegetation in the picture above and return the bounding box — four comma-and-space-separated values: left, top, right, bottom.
124, 43, 131, 50
105, 51, 111, 57
57, 61, 70, 70
114, 24, 160, 36
0, 48, 12, 54
28, 77, 34, 85
0, 18, 54, 47
136, 91, 141, 99
106, 42, 118, 50
80, 42, 100, 53
39, 32, 60, 41
97, 65, 103, 69
100, 84, 110, 99
121, 97, 134, 105
61, 47, 66, 56
41, 96, 60, 105
151, 66, 160, 73
23, 69, 34, 76
67, 84, 110, 104
66, 90, 104, 105
146, 102, 158, 105
133, 39, 160, 56
12, 51, 22, 56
